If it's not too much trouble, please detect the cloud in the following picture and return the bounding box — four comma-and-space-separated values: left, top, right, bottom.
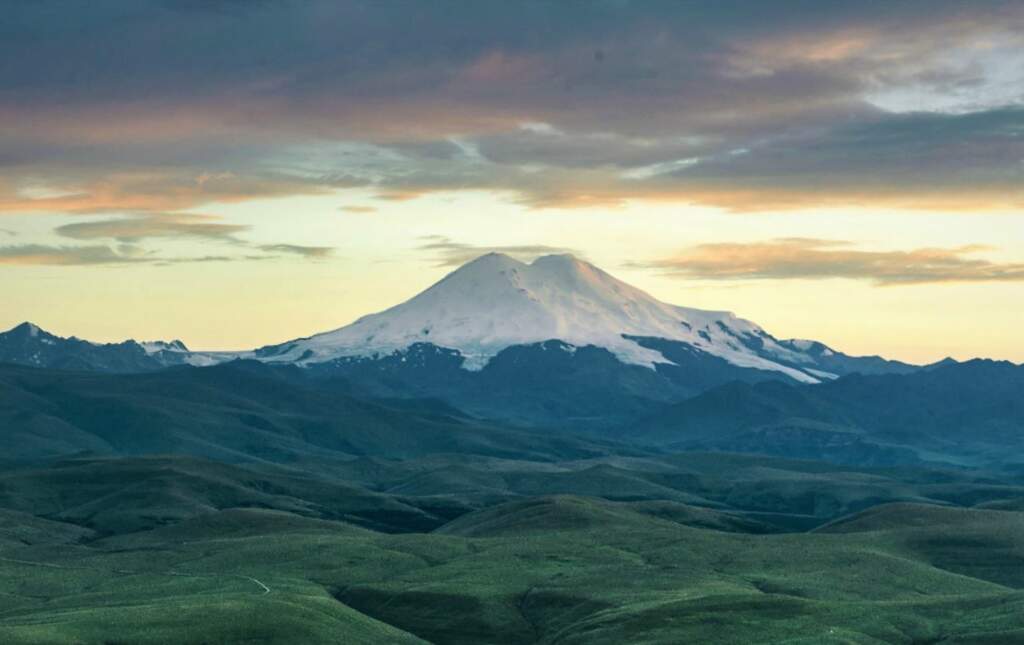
339, 205, 377, 213
416, 236, 580, 267
0, 244, 144, 266
635, 238, 1024, 285
660, 107, 1024, 211
54, 212, 248, 242
1, 1, 1023, 220
0, 243, 264, 266
316, 106, 1023, 211
7, 2, 1017, 139
258, 244, 334, 258
49, 212, 333, 262
0, 170, 333, 215
0, 241, 333, 266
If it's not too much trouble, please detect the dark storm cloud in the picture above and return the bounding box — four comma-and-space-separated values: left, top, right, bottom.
2, 0, 1023, 215
4, 1, 1013, 126
659, 107, 1024, 210
675, 108, 1024, 184
343, 107, 1022, 211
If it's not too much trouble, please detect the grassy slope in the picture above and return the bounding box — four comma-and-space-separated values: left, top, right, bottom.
1, 502, 1022, 644
0, 456, 1023, 643
7, 453, 1021, 536
0, 362, 622, 463
0, 456, 452, 535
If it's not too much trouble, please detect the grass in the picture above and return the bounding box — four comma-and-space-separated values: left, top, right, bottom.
2, 496, 1023, 643
1, 453, 1023, 643
2, 350, 1023, 642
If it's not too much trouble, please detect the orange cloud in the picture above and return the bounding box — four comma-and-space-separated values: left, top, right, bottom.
638, 238, 1024, 285
339, 205, 378, 213
0, 171, 330, 215
366, 162, 1024, 213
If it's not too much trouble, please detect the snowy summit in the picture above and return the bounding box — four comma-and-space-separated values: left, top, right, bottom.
256, 253, 822, 382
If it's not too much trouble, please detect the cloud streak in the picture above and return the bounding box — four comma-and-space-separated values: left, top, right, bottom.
0, 170, 334, 216
0, 241, 334, 267
416, 236, 580, 267
339, 205, 378, 214
38, 213, 334, 264
55, 212, 248, 242
637, 239, 1024, 285
258, 244, 334, 258
0, 244, 144, 266
0, 242, 264, 267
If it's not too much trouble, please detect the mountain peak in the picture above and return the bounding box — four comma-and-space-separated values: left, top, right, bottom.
140, 339, 190, 354
528, 253, 601, 278
457, 252, 590, 272
257, 252, 821, 381
1, 254, 913, 385
530, 252, 585, 266
10, 321, 45, 338
465, 251, 520, 266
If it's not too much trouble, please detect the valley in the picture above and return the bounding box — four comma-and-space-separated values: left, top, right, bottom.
1, 255, 1022, 643
1, 452, 1023, 643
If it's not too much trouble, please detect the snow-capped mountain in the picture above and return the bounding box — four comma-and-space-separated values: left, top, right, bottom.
0, 254, 918, 427
139, 339, 189, 354
255, 253, 854, 382
1, 253, 917, 383
0, 322, 195, 372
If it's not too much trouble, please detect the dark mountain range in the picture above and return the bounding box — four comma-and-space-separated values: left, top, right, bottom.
0, 254, 919, 428
0, 361, 622, 465
1, 356, 1021, 469
634, 359, 1024, 467
0, 322, 191, 372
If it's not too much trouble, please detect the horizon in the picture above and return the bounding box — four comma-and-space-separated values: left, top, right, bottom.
3, 249, 1018, 367
2, 2, 1023, 363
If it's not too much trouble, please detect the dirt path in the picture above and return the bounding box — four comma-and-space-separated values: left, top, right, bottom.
240, 575, 271, 595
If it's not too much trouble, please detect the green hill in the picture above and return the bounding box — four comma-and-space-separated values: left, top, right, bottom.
0, 362, 623, 463
0, 452, 1021, 642
2, 361, 1023, 642
633, 360, 1024, 467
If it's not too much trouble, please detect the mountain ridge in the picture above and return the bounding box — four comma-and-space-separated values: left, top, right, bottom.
0, 253, 936, 427
0, 254, 922, 385
254, 252, 837, 382
0, 321, 196, 373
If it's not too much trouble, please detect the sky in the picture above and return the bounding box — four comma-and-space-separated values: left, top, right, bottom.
1, 0, 1022, 363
